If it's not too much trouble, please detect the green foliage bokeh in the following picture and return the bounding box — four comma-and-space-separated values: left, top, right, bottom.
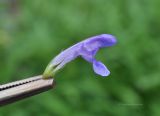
0, 0, 160, 116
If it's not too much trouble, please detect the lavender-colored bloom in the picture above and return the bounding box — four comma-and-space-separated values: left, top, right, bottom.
43, 34, 117, 78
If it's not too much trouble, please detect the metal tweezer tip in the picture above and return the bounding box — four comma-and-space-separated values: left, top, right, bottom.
0, 75, 55, 107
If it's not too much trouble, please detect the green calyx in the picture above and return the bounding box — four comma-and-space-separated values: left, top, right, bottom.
43, 64, 55, 79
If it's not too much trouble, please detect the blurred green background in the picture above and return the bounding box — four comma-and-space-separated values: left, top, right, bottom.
0, 0, 160, 116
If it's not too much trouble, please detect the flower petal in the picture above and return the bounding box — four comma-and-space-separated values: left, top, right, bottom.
93, 60, 110, 77
85, 34, 117, 48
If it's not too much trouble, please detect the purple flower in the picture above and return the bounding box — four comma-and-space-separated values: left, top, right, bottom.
43, 34, 117, 78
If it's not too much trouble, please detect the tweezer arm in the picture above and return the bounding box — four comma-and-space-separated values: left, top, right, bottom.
0, 75, 55, 107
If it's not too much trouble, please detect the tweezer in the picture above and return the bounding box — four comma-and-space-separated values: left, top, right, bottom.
0, 75, 55, 107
